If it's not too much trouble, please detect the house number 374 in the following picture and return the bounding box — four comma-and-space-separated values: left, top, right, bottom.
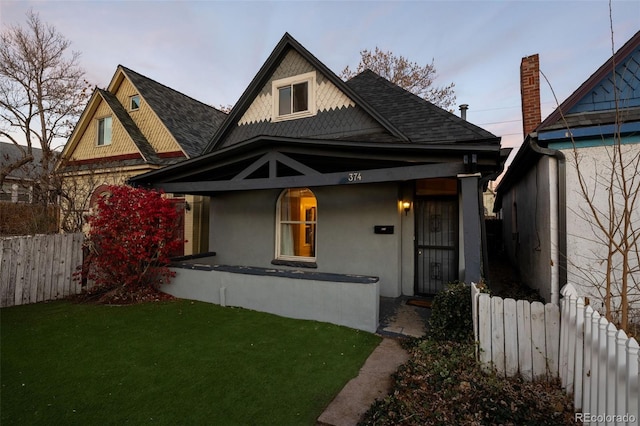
348, 172, 362, 182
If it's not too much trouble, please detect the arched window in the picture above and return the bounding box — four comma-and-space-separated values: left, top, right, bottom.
89, 184, 112, 209
276, 188, 317, 261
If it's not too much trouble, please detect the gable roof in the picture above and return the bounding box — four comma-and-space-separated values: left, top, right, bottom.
538, 30, 640, 132
60, 66, 228, 171
204, 33, 411, 152
130, 34, 504, 192
118, 66, 227, 158
205, 33, 498, 153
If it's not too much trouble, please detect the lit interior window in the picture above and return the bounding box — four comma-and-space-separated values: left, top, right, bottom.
278, 188, 317, 259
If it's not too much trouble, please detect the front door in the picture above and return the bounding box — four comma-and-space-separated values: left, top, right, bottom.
415, 198, 458, 295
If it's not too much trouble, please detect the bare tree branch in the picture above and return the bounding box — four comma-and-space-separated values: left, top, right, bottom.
0, 9, 91, 205
340, 47, 457, 111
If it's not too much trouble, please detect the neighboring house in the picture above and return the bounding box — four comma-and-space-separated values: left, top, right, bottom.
1, 142, 59, 235
130, 33, 509, 331
58, 66, 227, 254
495, 31, 640, 307
1, 142, 50, 203
483, 182, 497, 218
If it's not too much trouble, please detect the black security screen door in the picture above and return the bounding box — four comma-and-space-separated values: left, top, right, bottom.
415, 198, 458, 295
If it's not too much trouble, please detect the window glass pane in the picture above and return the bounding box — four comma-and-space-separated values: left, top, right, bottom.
280, 223, 315, 257
280, 189, 294, 221
278, 86, 291, 116
280, 224, 296, 256
130, 95, 140, 110
98, 117, 112, 146
292, 82, 308, 113
104, 117, 112, 143
304, 223, 316, 256
98, 120, 105, 145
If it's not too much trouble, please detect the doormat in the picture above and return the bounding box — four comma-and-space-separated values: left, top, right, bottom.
406, 298, 432, 308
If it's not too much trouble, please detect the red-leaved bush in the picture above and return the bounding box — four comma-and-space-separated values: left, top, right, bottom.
82, 185, 183, 297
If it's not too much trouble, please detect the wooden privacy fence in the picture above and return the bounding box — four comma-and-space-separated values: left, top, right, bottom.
560, 283, 639, 423
471, 282, 560, 380
0, 233, 84, 307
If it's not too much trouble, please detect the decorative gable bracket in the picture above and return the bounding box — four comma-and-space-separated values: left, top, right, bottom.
233, 151, 321, 181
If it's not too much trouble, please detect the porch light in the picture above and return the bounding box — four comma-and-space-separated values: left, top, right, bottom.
402, 201, 411, 216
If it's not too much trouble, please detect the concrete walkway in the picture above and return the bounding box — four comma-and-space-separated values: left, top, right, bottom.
317, 297, 430, 426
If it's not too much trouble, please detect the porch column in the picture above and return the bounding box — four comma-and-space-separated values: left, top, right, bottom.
458, 173, 482, 284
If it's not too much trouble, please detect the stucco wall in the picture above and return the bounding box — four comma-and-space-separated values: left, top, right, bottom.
208, 183, 408, 297
500, 156, 556, 302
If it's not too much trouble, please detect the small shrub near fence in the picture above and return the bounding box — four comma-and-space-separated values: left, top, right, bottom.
0, 233, 83, 307
429, 281, 474, 342
0, 202, 58, 236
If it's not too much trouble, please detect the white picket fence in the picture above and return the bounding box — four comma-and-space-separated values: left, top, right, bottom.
560, 283, 639, 424
0, 233, 84, 307
471, 282, 560, 380
472, 282, 640, 423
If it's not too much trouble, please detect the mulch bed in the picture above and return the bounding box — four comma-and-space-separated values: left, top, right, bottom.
71, 285, 175, 305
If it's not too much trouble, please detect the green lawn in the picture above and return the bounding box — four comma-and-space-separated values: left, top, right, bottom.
1, 299, 381, 425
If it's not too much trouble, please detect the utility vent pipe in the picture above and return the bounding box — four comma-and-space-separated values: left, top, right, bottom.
459, 104, 469, 120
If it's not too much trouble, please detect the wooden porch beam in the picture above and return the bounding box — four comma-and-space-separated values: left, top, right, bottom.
232, 152, 273, 180
151, 162, 467, 193
273, 152, 321, 176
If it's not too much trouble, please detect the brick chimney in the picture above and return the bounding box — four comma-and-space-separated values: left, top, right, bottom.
520, 54, 541, 138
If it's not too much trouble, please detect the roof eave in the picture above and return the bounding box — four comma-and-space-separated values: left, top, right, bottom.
130, 135, 503, 186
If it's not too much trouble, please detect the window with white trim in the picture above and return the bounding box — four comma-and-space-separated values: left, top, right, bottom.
276, 188, 317, 260
97, 116, 112, 146
130, 95, 140, 111
272, 72, 316, 121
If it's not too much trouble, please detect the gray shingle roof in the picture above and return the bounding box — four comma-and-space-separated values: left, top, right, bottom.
1, 142, 51, 180
346, 70, 498, 144
221, 105, 386, 148
120, 66, 227, 158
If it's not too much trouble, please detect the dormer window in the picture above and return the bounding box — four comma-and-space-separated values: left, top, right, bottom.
130, 95, 140, 111
272, 72, 316, 121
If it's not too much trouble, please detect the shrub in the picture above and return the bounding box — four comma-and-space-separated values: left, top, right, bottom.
0, 202, 58, 235
81, 185, 182, 300
428, 281, 473, 342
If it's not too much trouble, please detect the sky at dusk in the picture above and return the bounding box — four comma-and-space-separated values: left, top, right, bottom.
1, 0, 639, 161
